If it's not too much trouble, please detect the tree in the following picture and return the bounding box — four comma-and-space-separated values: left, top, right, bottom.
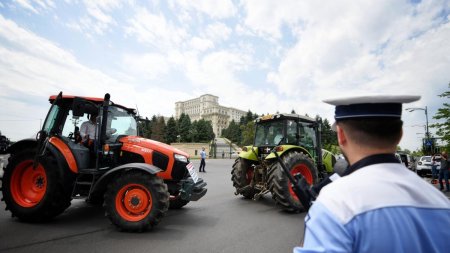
138, 117, 152, 138
192, 119, 214, 142
291, 109, 296, 114
151, 116, 166, 143
177, 113, 191, 142
431, 83, 450, 150
318, 117, 338, 151
240, 121, 255, 146
222, 120, 241, 143
240, 110, 256, 125
165, 116, 178, 143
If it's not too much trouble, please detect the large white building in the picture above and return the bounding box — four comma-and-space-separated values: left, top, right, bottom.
175, 94, 246, 137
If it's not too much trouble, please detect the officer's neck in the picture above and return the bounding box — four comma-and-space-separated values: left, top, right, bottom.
344, 142, 397, 166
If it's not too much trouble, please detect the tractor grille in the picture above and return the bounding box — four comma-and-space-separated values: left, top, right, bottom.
171, 159, 189, 180
258, 146, 273, 158
120, 151, 145, 164
152, 151, 169, 171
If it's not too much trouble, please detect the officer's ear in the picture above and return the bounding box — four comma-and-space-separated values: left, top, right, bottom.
336, 124, 347, 147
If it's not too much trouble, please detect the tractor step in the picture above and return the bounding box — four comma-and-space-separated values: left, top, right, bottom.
78, 168, 102, 175
75, 181, 92, 186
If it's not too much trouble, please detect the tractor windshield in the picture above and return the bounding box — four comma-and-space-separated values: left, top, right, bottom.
254, 120, 285, 146
105, 106, 137, 142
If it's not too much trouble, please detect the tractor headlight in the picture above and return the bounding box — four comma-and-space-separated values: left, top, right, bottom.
174, 154, 188, 163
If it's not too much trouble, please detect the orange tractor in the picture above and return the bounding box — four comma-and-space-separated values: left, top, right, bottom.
1, 93, 207, 231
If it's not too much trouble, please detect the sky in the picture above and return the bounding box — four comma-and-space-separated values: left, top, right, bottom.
0, 0, 449, 152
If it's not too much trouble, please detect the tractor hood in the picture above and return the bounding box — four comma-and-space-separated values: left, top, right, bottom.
119, 136, 189, 158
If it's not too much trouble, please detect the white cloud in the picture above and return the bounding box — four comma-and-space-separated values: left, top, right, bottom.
14, 0, 39, 13
172, 0, 237, 19
183, 50, 250, 88
189, 37, 214, 52
66, 0, 123, 36
126, 8, 188, 50
123, 53, 170, 79
14, 0, 56, 13
240, 0, 303, 39
205, 22, 232, 42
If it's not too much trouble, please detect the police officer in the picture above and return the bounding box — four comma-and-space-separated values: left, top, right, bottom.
294, 95, 450, 253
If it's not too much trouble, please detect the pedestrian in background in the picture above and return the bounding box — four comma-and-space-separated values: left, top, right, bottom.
199, 147, 206, 173
431, 154, 438, 184
294, 95, 450, 253
439, 151, 449, 192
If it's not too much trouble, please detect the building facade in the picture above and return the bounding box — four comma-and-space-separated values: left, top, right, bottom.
175, 94, 246, 138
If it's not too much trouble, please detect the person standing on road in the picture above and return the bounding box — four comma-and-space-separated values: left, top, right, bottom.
199, 147, 206, 173
438, 151, 449, 192
431, 154, 439, 183
294, 95, 450, 253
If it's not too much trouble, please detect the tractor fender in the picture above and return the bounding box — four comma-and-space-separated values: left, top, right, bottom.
46, 144, 75, 176
48, 137, 78, 173
265, 145, 313, 160
321, 149, 336, 173
91, 163, 163, 196
238, 146, 258, 161
6, 139, 37, 155
7, 138, 73, 176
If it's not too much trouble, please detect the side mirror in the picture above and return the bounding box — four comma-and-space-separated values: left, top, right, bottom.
73, 97, 86, 117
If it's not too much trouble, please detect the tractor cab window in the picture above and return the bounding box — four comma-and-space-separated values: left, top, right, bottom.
105, 106, 137, 143
286, 120, 298, 144
298, 123, 317, 153
43, 105, 60, 133
254, 120, 284, 146
61, 110, 89, 141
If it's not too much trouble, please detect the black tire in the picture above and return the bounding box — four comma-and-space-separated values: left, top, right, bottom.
1, 149, 72, 222
103, 171, 169, 232
169, 195, 190, 209
231, 158, 257, 199
268, 151, 318, 212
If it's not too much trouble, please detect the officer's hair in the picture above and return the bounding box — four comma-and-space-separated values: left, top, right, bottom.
338, 118, 403, 149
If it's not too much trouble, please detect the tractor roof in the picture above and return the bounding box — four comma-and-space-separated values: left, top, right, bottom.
255, 113, 316, 123
49, 94, 136, 115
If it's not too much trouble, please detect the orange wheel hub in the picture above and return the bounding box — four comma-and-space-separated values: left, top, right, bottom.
289, 164, 313, 201
246, 168, 254, 184
11, 160, 47, 208
115, 184, 152, 222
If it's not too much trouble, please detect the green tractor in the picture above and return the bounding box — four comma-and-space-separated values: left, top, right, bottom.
231, 113, 336, 212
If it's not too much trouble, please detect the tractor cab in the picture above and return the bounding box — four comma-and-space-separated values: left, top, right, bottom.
45, 93, 137, 170
253, 114, 320, 160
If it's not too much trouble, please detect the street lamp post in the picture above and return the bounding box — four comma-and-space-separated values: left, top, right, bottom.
406, 106, 430, 153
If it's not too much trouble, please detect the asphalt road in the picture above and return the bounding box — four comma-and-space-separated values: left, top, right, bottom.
0, 159, 305, 253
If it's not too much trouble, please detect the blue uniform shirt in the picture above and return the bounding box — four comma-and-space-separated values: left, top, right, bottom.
294, 161, 450, 253
200, 150, 206, 159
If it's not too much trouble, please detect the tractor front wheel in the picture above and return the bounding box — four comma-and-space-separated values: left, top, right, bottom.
231, 158, 257, 199
1, 149, 72, 221
268, 151, 318, 212
104, 171, 169, 232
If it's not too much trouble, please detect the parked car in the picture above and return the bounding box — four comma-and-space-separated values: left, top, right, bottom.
395, 153, 415, 171
416, 156, 441, 177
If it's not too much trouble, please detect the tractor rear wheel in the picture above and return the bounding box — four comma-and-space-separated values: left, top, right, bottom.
104, 171, 169, 232
231, 158, 257, 199
1, 149, 72, 221
268, 151, 318, 212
